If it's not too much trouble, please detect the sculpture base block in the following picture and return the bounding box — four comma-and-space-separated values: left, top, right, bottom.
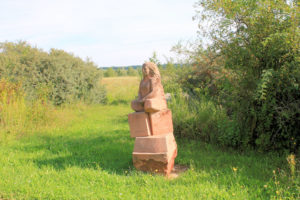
132, 148, 177, 175
133, 133, 177, 175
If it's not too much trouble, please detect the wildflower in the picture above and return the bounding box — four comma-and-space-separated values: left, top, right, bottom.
232, 167, 238, 172
264, 185, 268, 188
276, 191, 280, 195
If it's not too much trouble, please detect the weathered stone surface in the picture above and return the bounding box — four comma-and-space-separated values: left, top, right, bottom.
132, 133, 177, 175
133, 133, 176, 153
149, 109, 173, 135
132, 147, 177, 175
128, 112, 151, 137
144, 98, 167, 113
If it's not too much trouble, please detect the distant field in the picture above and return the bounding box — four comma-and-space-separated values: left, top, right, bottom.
102, 76, 140, 104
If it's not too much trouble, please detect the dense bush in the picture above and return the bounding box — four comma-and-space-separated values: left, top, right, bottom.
165, 0, 299, 152
0, 41, 106, 105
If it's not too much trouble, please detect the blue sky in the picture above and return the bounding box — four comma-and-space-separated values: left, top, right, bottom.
0, 0, 198, 67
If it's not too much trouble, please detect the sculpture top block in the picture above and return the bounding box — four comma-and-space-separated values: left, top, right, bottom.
131, 62, 167, 112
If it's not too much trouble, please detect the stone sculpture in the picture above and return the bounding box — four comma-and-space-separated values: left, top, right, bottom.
128, 62, 177, 176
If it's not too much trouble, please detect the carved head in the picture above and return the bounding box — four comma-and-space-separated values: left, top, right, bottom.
142, 62, 161, 79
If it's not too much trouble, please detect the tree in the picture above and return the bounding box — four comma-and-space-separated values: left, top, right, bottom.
148, 52, 161, 66
127, 67, 138, 76
116, 67, 127, 76
104, 68, 116, 77
192, 0, 300, 151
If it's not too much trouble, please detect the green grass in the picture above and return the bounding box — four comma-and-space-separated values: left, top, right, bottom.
0, 104, 299, 199
101, 76, 140, 104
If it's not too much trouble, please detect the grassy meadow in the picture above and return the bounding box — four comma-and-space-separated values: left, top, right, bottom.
0, 76, 299, 199
101, 76, 140, 104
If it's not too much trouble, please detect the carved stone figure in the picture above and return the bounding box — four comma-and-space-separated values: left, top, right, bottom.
131, 62, 167, 113
128, 62, 177, 176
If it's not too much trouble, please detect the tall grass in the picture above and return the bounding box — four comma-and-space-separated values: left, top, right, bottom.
168, 92, 241, 147
168, 93, 218, 140
101, 76, 140, 104
0, 80, 52, 139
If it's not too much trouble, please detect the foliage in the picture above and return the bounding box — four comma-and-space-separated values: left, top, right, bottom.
104, 67, 117, 77
0, 41, 106, 105
0, 79, 52, 138
116, 67, 127, 76
101, 76, 139, 104
172, 0, 300, 152
127, 66, 139, 76
148, 51, 161, 66
103, 67, 139, 77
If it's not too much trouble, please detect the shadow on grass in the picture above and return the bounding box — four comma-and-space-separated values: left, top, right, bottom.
175, 138, 291, 183
109, 99, 130, 105
22, 130, 134, 174
21, 131, 289, 179
16, 129, 298, 198
17, 127, 293, 190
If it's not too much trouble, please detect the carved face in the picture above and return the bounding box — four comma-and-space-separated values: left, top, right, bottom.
142, 65, 150, 77
142, 62, 160, 79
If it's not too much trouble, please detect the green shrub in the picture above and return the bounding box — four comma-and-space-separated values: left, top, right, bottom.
171, 0, 300, 152
253, 64, 300, 151
168, 90, 242, 147
127, 67, 138, 76
104, 68, 117, 77
0, 41, 106, 105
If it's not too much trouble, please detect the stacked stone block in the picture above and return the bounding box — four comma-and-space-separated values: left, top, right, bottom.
128, 100, 177, 175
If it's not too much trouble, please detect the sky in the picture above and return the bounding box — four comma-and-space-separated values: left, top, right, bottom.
0, 0, 199, 67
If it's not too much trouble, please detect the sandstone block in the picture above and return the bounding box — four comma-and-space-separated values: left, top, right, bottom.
133, 133, 176, 153
133, 133, 177, 175
132, 147, 177, 175
149, 109, 173, 135
128, 112, 151, 137
144, 98, 167, 113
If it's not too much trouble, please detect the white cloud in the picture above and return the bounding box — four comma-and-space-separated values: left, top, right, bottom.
0, 0, 198, 66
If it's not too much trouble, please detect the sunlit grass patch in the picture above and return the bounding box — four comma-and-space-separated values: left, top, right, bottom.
0, 104, 298, 199
102, 76, 140, 104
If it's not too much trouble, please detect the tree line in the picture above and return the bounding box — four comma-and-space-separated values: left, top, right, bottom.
102, 67, 140, 77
